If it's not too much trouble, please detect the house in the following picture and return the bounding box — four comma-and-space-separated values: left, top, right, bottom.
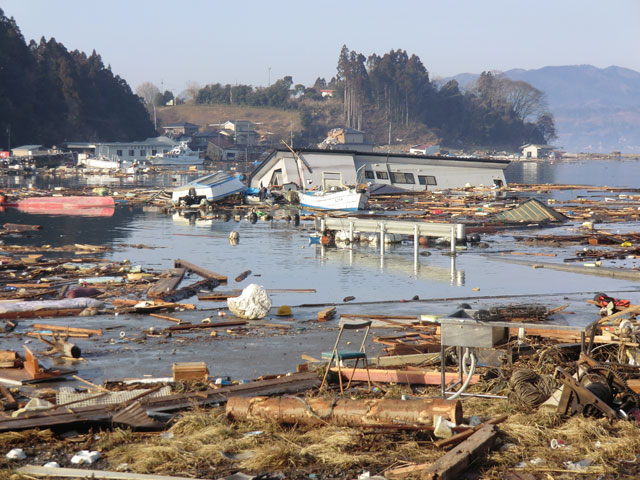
219, 120, 258, 146
318, 128, 373, 152
163, 122, 200, 138
521, 144, 556, 159
94, 136, 177, 162
248, 147, 509, 192
410, 144, 440, 155
11, 145, 45, 157
320, 89, 335, 98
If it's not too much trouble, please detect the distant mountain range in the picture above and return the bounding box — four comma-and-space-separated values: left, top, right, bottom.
449, 65, 640, 153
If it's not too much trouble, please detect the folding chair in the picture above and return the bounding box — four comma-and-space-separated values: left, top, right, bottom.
320, 320, 372, 393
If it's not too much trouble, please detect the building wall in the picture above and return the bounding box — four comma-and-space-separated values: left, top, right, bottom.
95, 138, 177, 161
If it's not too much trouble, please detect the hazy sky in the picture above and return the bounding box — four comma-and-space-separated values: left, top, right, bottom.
3, 0, 639, 95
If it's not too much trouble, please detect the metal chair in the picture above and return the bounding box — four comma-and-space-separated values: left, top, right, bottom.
320, 320, 372, 393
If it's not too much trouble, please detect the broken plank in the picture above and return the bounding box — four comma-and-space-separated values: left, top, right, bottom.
32, 324, 102, 336
422, 425, 497, 480
387, 425, 498, 479
149, 313, 181, 323
159, 278, 219, 303
146, 268, 186, 299
17, 465, 206, 480
434, 414, 507, 449
317, 306, 336, 322
164, 320, 246, 332
174, 258, 227, 283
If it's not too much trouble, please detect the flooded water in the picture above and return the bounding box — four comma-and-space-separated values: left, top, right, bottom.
2, 159, 640, 381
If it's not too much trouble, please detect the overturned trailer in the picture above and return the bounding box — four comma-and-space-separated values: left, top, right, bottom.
248, 147, 509, 192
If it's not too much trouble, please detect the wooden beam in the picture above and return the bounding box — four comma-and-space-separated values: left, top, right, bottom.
174, 259, 227, 283
387, 425, 497, 479
332, 367, 480, 386
147, 268, 185, 299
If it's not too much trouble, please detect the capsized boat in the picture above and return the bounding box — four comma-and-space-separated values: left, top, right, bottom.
78, 155, 121, 171
298, 187, 369, 211
148, 142, 203, 167
0, 196, 115, 217
172, 171, 247, 206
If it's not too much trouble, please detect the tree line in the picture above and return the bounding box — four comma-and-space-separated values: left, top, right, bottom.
193, 45, 556, 149
0, 9, 155, 149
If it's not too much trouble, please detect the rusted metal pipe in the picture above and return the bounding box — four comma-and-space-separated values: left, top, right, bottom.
226, 395, 462, 426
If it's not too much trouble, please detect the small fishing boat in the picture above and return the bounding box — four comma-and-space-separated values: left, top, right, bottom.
148, 142, 203, 167
298, 188, 369, 211
172, 171, 247, 206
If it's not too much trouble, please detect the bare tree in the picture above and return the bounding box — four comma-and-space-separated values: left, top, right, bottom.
504, 80, 546, 122
135, 82, 160, 105
185, 81, 202, 103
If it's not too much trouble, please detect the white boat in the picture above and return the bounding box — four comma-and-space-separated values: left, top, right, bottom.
298, 188, 369, 211
148, 142, 203, 167
78, 155, 120, 170
172, 171, 248, 206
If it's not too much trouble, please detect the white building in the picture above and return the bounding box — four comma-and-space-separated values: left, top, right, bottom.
94, 136, 177, 162
521, 144, 555, 159
248, 148, 509, 192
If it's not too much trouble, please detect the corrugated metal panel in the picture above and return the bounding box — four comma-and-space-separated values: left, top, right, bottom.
495, 198, 567, 223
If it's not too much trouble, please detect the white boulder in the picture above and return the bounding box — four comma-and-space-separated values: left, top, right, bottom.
227, 284, 272, 320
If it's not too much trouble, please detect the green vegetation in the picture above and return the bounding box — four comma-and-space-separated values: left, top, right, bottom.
0, 9, 155, 149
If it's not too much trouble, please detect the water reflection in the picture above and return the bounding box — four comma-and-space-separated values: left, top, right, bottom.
318, 243, 465, 286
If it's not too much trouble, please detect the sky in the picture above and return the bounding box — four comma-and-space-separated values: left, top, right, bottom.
3, 0, 639, 96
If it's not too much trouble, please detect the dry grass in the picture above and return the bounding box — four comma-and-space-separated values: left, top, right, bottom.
156, 104, 301, 140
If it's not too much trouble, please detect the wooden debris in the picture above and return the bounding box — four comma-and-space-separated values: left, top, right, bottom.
172, 362, 209, 381
146, 267, 186, 299
32, 323, 102, 336
332, 367, 481, 386
387, 425, 498, 479
317, 306, 336, 322
434, 414, 508, 448
164, 320, 246, 332
174, 258, 227, 283
17, 465, 210, 479
234, 269, 252, 282
149, 313, 182, 323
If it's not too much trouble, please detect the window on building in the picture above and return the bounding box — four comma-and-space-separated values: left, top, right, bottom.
128, 149, 135, 156
116, 150, 123, 157
418, 175, 437, 186
151, 150, 157, 155
375, 171, 388, 180
163, 149, 169, 154
390, 172, 416, 184
364, 170, 374, 179
140, 149, 146, 156
227, 152, 236, 160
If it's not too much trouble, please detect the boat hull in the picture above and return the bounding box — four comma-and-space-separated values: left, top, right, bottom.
171, 172, 247, 205
2, 196, 115, 216
299, 189, 369, 211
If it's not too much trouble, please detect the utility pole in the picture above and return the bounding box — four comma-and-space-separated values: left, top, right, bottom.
388, 121, 391, 152
6, 125, 10, 152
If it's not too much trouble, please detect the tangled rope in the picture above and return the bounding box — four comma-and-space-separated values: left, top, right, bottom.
508, 369, 559, 410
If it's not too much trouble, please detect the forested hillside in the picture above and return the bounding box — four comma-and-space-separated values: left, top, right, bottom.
451, 65, 640, 152
0, 9, 155, 149
193, 46, 556, 150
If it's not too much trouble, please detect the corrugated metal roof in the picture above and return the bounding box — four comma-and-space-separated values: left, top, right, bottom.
495, 198, 567, 223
